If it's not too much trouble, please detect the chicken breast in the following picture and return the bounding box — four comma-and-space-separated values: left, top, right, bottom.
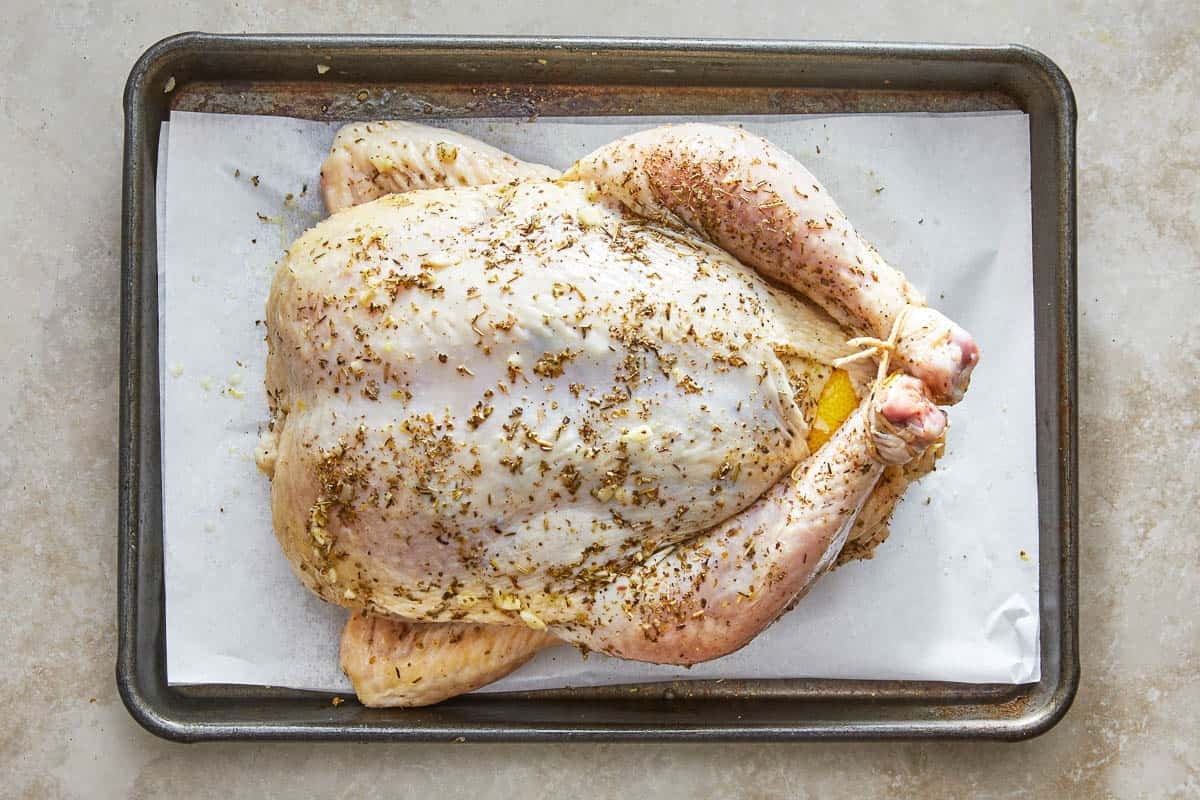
261, 178, 865, 621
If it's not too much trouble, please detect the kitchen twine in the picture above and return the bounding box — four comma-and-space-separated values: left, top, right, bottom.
794, 307, 911, 481
831, 306, 909, 388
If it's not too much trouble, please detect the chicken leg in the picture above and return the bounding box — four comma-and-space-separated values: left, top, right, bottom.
565, 123, 979, 404
548, 374, 945, 662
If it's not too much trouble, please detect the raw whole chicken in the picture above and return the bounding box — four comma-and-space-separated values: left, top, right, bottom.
255, 121, 979, 707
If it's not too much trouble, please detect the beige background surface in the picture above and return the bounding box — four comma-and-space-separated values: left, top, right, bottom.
1, 2, 1196, 798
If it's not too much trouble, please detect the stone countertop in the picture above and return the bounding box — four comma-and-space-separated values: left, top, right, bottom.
2, 2, 1195, 798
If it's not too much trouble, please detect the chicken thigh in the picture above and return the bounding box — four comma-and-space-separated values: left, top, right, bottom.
257, 121, 975, 706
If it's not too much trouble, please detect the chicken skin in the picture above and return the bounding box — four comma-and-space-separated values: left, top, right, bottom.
256, 121, 976, 706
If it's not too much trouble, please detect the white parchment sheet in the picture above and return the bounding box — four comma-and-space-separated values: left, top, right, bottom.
160, 110, 1039, 692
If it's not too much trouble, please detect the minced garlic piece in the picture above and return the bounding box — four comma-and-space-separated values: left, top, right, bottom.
576, 204, 606, 228
520, 609, 547, 630
492, 588, 522, 611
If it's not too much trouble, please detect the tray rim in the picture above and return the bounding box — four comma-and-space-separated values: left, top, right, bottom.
118, 32, 1078, 743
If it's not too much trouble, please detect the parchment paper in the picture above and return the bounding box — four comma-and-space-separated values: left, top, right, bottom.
160, 110, 1039, 692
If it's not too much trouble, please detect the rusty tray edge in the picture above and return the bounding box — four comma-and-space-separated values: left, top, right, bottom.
118, 33, 1077, 743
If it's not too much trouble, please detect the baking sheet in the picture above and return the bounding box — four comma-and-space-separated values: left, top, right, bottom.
160, 109, 1039, 692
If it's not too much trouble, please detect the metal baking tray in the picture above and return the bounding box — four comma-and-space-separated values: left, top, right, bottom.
119, 33, 1077, 741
